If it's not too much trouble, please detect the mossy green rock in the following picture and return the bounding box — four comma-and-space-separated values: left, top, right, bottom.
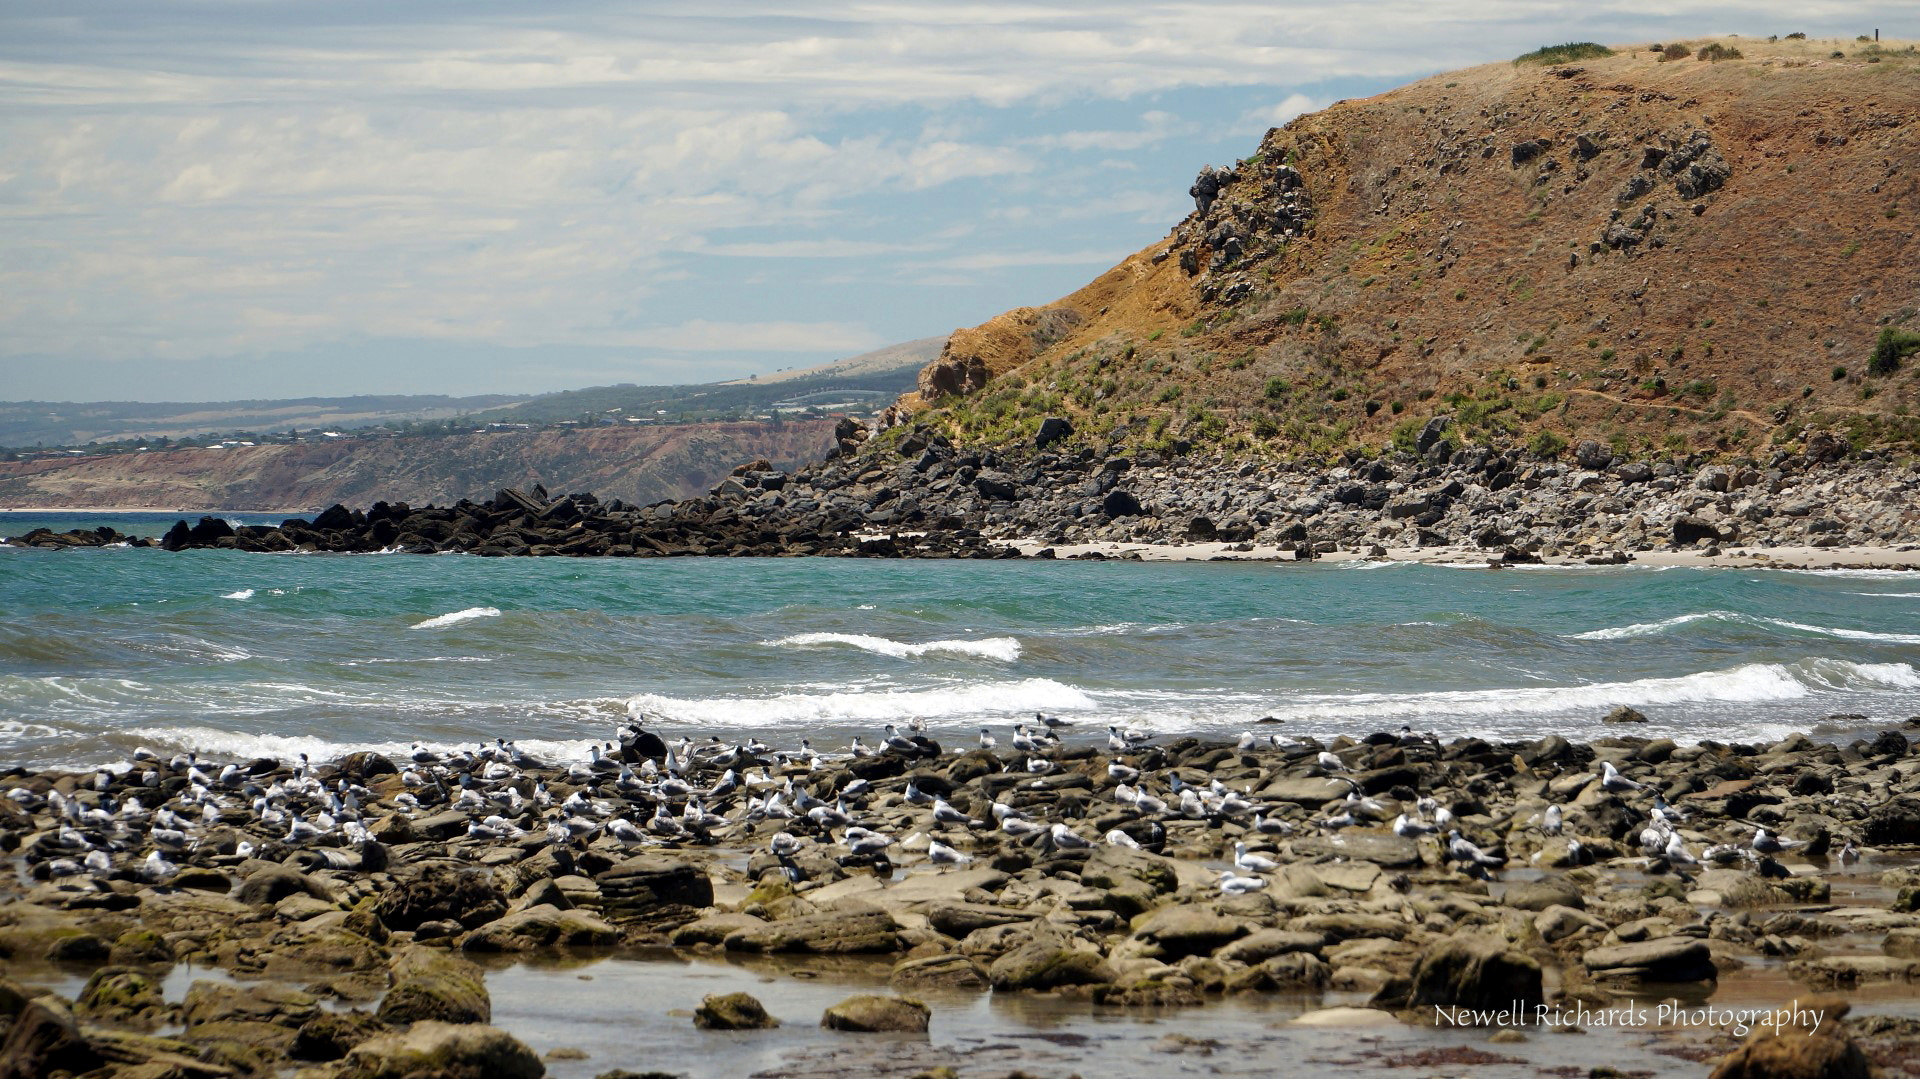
693, 991, 779, 1030
75, 967, 169, 1029
377, 946, 491, 1025
341, 1020, 543, 1079
819, 994, 931, 1033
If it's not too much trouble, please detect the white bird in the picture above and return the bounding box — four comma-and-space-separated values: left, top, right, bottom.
927, 838, 973, 867
882, 725, 918, 753
1752, 827, 1799, 855
1236, 731, 1257, 752
1218, 870, 1268, 895
1393, 813, 1437, 837
1001, 817, 1046, 839
1447, 830, 1504, 869
1104, 829, 1141, 848
931, 798, 982, 828
1317, 751, 1348, 773
1049, 823, 1092, 849
1541, 804, 1563, 836
1252, 813, 1293, 836
903, 780, 934, 806
1025, 758, 1056, 775
844, 827, 893, 857
140, 848, 177, 883
1106, 761, 1140, 783
977, 728, 997, 750
1665, 832, 1700, 866
1233, 842, 1279, 873
1600, 760, 1646, 794
848, 736, 874, 758
605, 818, 647, 850
769, 831, 805, 857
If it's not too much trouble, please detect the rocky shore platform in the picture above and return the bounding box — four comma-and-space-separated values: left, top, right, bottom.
7, 717, 1920, 1077
8, 420, 1918, 569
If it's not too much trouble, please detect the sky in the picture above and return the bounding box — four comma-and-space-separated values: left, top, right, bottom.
0, 2, 1905, 402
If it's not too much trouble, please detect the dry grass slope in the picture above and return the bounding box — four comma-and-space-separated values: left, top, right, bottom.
907, 36, 1920, 462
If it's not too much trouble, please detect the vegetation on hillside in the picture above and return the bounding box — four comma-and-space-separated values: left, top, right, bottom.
904, 36, 1920, 465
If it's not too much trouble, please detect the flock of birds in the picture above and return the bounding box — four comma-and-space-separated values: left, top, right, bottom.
7, 714, 1852, 897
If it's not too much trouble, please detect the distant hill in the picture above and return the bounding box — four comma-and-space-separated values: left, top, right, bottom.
719, 336, 948, 386
0, 420, 835, 510
0, 394, 525, 448
903, 36, 1920, 461
473, 338, 940, 426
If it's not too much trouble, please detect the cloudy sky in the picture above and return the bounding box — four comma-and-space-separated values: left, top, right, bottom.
0, 2, 1901, 401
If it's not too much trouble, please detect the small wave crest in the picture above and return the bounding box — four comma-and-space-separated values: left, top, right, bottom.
221, 588, 255, 600
1570, 611, 1920, 644
411, 606, 502, 630
766, 632, 1021, 662
627, 677, 1094, 728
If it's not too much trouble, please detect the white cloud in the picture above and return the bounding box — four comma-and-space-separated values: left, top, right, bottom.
640, 319, 885, 353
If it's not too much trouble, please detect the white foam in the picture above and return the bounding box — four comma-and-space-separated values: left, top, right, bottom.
221, 588, 255, 600
1251, 660, 1920, 723
766, 632, 1021, 662
411, 606, 501, 630
1569, 611, 1735, 640
627, 677, 1095, 728
113, 725, 607, 767
1768, 619, 1920, 645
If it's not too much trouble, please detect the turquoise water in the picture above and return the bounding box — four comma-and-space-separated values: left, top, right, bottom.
3, 528, 1919, 769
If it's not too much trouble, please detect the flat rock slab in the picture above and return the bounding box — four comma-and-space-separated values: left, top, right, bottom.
1583, 936, 1716, 983
1260, 778, 1351, 804
724, 908, 901, 954
1288, 832, 1422, 868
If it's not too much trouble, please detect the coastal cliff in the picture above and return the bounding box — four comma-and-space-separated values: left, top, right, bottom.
905, 36, 1920, 461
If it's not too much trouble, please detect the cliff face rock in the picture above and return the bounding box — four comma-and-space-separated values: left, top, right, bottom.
0, 420, 834, 510
909, 38, 1920, 460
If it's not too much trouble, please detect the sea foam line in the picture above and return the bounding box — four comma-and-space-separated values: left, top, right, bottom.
1570, 611, 1920, 644
766, 632, 1021, 662
628, 677, 1093, 727
411, 606, 502, 630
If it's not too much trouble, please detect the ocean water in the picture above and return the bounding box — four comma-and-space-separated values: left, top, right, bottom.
3, 525, 1919, 770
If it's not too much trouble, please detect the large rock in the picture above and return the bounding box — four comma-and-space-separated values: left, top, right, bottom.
1866, 797, 1920, 846
820, 994, 930, 1034
0, 998, 99, 1079
1397, 936, 1543, 1014
377, 947, 491, 1025
1707, 996, 1870, 1079
890, 954, 990, 990
461, 907, 620, 952
595, 857, 714, 930
181, 980, 320, 1031
1130, 906, 1250, 960
724, 907, 900, 954
987, 926, 1114, 991
341, 1021, 543, 1079
694, 992, 779, 1030
373, 865, 505, 931
1583, 937, 1717, 984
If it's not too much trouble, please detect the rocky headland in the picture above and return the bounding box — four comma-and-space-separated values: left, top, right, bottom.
5, 719, 1920, 1077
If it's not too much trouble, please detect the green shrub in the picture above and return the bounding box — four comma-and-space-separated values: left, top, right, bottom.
1872, 327, 1920, 376
1659, 43, 1692, 61
1263, 377, 1291, 400
1529, 430, 1568, 458
1514, 42, 1615, 65
1697, 43, 1744, 61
